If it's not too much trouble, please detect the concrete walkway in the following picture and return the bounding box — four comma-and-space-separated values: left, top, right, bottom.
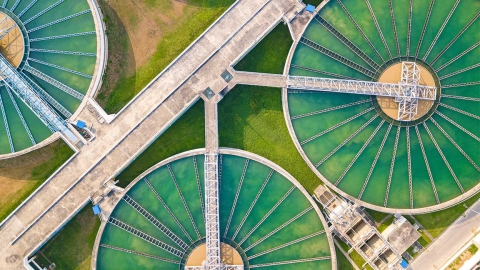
410, 199, 480, 270
0, 0, 303, 268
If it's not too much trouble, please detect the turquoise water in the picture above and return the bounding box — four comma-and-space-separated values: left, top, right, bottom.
288, 0, 479, 209
0, 0, 98, 153
97, 154, 332, 269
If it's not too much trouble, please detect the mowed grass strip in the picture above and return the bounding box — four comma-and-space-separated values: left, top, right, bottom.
34, 203, 101, 270
96, 0, 235, 114
116, 101, 205, 187
0, 140, 73, 222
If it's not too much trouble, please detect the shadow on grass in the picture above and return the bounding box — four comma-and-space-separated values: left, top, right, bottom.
34, 203, 100, 270
0, 140, 73, 222
95, 0, 136, 113
185, 0, 234, 8
234, 22, 292, 74
97, 0, 235, 114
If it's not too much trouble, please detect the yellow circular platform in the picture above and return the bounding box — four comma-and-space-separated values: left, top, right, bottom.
377, 63, 436, 121
0, 12, 24, 68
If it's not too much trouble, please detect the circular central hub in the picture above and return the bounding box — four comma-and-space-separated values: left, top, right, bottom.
376, 62, 436, 121
186, 243, 244, 267
0, 12, 24, 68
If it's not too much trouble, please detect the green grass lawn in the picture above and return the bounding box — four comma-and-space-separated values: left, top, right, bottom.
34, 203, 100, 270
234, 22, 292, 74
218, 21, 322, 192
377, 215, 394, 233
413, 194, 480, 238
336, 246, 355, 270
98, 0, 235, 113
304, 0, 324, 6
115, 101, 205, 187
365, 209, 390, 223
0, 140, 73, 222
218, 85, 322, 193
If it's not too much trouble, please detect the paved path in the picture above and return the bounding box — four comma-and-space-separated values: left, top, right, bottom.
231, 70, 288, 88
205, 99, 219, 152
410, 199, 480, 270
0, 0, 303, 268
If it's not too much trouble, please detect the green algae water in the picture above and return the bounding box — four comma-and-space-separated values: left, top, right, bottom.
0, 0, 98, 153
287, 0, 479, 210
96, 153, 332, 269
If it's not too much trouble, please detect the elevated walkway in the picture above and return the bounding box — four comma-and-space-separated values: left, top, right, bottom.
0, 55, 78, 143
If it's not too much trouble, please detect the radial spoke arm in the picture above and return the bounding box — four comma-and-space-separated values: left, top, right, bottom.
249, 256, 330, 268
384, 126, 401, 207
0, 92, 14, 152
430, 118, 479, 172
415, 126, 440, 204
4, 86, 36, 145
335, 120, 385, 186
193, 156, 205, 219
23, 0, 65, 24
291, 99, 371, 120
100, 244, 180, 265
168, 164, 201, 240
223, 159, 248, 238
317, 114, 378, 169
238, 186, 296, 246
358, 123, 392, 199
423, 122, 465, 193
231, 170, 274, 241
144, 177, 194, 243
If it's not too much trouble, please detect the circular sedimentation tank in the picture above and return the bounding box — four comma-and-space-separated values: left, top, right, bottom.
0, 0, 102, 154
285, 0, 479, 211
94, 150, 335, 269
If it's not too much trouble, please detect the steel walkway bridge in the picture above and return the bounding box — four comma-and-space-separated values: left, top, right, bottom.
0, 55, 77, 141
233, 62, 437, 121
286, 62, 436, 121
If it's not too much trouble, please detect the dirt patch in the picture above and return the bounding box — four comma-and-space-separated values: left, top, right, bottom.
0, 140, 73, 221
448, 244, 479, 270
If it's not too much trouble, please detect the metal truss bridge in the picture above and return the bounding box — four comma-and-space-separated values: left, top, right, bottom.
286, 62, 436, 121
0, 54, 77, 142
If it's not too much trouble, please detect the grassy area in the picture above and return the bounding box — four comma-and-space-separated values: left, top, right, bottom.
234, 22, 292, 74
350, 249, 372, 270
34, 203, 101, 270
365, 209, 390, 224
0, 140, 74, 222
377, 215, 394, 233
115, 101, 205, 187
303, 0, 324, 6
413, 194, 480, 238
96, 0, 235, 113
336, 246, 356, 270
218, 85, 321, 193
219, 21, 322, 192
